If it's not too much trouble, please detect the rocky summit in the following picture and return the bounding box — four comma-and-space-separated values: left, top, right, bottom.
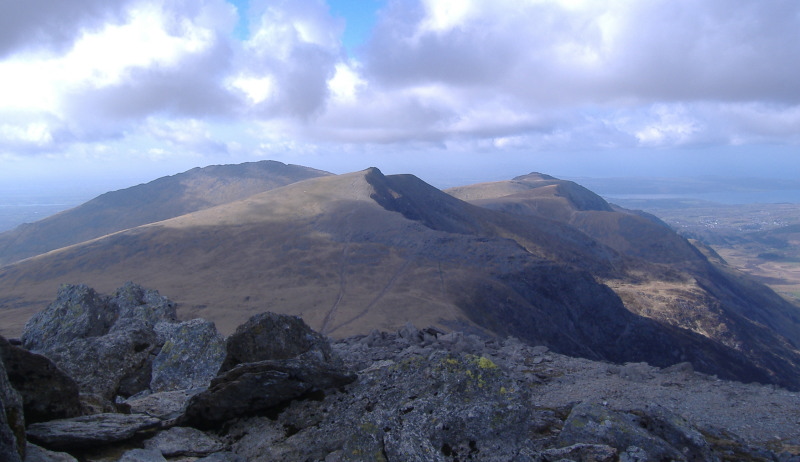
2, 284, 800, 461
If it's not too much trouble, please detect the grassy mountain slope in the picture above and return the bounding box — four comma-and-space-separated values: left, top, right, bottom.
2, 168, 800, 388
0, 160, 330, 267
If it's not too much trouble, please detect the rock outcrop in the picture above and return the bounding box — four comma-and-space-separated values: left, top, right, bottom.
0, 335, 81, 424
150, 319, 225, 393
218, 311, 339, 372
181, 358, 356, 429
4, 284, 800, 461
19, 283, 222, 400
0, 355, 25, 461
26, 413, 162, 450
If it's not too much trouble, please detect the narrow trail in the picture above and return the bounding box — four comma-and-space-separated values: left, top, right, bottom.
331, 257, 413, 334
321, 242, 349, 335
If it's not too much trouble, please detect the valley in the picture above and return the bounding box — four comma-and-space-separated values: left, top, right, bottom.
614, 199, 800, 304
2, 162, 800, 392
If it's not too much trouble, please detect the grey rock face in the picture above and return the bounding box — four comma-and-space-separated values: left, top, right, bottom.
26, 413, 161, 450
111, 282, 177, 327
143, 426, 225, 457
22, 285, 116, 352
195, 452, 246, 462
19, 283, 225, 400
219, 312, 338, 373
43, 318, 157, 399
12, 286, 800, 461
118, 448, 167, 462
557, 403, 663, 459
126, 389, 203, 420
23, 443, 78, 462
150, 319, 225, 393
540, 443, 617, 462
0, 336, 81, 424
182, 358, 356, 429
0, 357, 24, 462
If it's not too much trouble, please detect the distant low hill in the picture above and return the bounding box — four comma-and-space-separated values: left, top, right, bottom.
0, 160, 331, 267
1, 165, 800, 390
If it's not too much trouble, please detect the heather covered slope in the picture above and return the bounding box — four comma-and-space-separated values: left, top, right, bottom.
2, 168, 800, 389
0, 160, 330, 267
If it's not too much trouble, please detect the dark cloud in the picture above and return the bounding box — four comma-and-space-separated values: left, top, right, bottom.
63, 37, 237, 124
361, 0, 800, 105
234, 0, 342, 118
0, 0, 135, 58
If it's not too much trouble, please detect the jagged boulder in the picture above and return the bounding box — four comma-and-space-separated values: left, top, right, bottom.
0, 335, 81, 424
26, 413, 161, 450
111, 282, 178, 327
0, 357, 25, 461
182, 358, 356, 429
218, 312, 338, 373
22, 285, 116, 353
42, 318, 158, 399
18, 283, 225, 400
150, 319, 225, 393
556, 401, 716, 461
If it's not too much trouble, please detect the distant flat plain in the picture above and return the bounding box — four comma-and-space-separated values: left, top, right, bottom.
616, 200, 800, 304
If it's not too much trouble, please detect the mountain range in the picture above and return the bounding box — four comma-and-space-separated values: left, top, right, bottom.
1, 160, 799, 390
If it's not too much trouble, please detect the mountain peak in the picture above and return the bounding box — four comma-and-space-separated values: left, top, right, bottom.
512, 172, 559, 182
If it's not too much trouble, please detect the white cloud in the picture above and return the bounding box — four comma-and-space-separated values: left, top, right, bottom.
228, 75, 277, 104
327, 62, 366, 103
1, 0, 799, 180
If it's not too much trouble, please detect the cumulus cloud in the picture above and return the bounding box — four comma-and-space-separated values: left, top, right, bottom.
229, 0, 342, 118
363, 0, 800, 104
1, 0, 799, 167
0, 0, 135, 58
315, 0, 800, 147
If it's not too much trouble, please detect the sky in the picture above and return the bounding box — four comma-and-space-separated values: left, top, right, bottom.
1, 0, 799, 194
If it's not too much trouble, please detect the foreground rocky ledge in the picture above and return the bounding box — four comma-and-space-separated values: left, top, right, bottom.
2, 283, 800, 461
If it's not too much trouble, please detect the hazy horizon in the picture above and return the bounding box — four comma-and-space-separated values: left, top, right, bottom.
2, 160, 800, 233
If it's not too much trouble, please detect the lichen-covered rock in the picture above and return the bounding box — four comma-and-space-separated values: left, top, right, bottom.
182, 358, 356, 429
556, 402, 687, 461
0, 357, 24, 462
42, 318, 157, 399
143, 426, 225, 457
19, 284, 184, 399
229, 350, 539, 461
111, 282, 177, 327
26, 413, 161, 450
150, 319, 225, 393
633, 403, 718, 461
0, 336, 81, 424
22, 285, 116, 353
219, 312, 338, 373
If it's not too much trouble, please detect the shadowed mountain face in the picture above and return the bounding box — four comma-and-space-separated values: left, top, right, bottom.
0, 160, 331, 267
1, 167, 800, 389
447, 173, 800, 387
